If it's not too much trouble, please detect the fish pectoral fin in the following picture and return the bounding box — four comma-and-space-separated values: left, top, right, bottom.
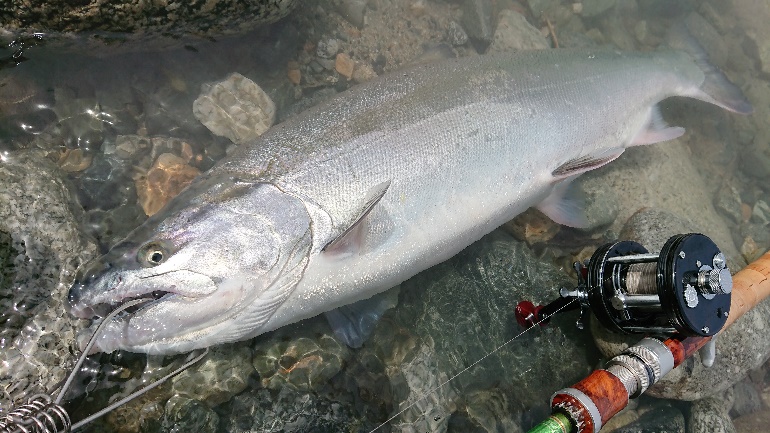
630, 105, 685, 146
324, 287, 400, 348
536, 175, 589, 228
323, 180, 391, 254
552, 147, 624, 180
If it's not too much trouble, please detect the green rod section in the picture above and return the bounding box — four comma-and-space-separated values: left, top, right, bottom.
527, 413, 573, 433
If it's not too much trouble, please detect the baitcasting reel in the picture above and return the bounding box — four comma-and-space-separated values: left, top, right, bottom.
516, 233, 732, 337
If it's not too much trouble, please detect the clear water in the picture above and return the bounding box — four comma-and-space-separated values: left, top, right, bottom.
1, 1, 768, 432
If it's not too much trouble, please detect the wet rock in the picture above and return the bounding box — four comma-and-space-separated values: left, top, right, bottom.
0, 150, 97, 406
220, 386, 368, 432
1, 0, 297, 44
372, 231, 595, 427
577, 175, 620, 231
353, 62, 378, 83
192, 73, 276, 145
613, 403, 685, 433
487, 9, 549, 53
52, 87, 113, 152
171, 344, 254, 407
253, 327, 352, 392
726, 0, 770, 75
136, 153, 201, 217
335, 53, 355, 80
105, 380, 170, 433
684, 11, 729, 68
526, 0, 561, 19
447, 21, 469, 46
503, 208, 559, 246
688, 396, 737, 433
57, 147, 93, 172
715, 182, 746, 226
334, 0, 369, 28
752, 200, 770, 225
461, 0, 494, 44
460, 388, 523, 432
730, 379, 762, 418
580, 0, 616, 17
583, 141, 743, 270
161, 395, 219, 433
316, 38, 341, 59
618, 208, 698, 252
733, 408, 770, 433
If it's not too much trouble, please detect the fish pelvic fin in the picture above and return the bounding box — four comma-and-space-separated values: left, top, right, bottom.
667, 23, 753, 115
323, 180, 391, 254
536, 174, 590, 228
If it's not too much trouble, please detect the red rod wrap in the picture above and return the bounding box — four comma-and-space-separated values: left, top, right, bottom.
552, 370, 628, 433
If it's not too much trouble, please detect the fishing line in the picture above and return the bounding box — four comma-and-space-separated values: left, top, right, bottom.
367, 297, 578, 433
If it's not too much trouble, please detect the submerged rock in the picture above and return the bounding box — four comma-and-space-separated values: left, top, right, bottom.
0, 151, 97, 406
193, 73, 276, 145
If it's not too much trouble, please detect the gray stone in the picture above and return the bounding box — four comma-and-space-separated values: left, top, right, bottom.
731, 379, 762, 418
334, 0, 368, 28
487, 9, 549, 53
526, 0, 561, 19
580, 0, 616, 17
577, 175, 620, 231
220, 387, 369, 433
0, 150, 97, 406
316, 38, 341, 59
726, 0, 770, 75
685, 11, 729, 69
461, 0, 494, 44
688, 396, 737, 433
192, 73, 276, 145
752, 200, 770, 225
714, 182, 746, 226
369, 231, 595, 426
161, 395, 219, 433
613, 403, 685, 433
172, 344, 254, 407
447, 20, 469, 46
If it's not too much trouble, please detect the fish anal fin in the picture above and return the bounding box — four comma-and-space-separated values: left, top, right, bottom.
536, 175, 589, 228
323, 180, 391, 254
324, 287, 400, 348
630, 105, 686, 146
552, 148, 624, 180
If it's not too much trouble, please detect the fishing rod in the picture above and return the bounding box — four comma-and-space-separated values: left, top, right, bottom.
517, 233, 770, 433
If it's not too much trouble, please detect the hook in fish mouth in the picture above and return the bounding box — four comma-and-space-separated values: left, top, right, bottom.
68, 285, 171, 319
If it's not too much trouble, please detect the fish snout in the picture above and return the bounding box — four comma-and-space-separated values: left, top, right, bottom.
67, 259, 114, 319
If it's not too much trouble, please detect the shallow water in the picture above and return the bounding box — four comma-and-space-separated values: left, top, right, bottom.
1, 1, 769, 432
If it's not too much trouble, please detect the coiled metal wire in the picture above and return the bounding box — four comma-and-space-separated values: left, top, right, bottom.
0, 394, 71, 433
0, 299, 208, 433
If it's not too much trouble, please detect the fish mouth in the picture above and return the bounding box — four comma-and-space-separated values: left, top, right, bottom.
68, 278, 173, 320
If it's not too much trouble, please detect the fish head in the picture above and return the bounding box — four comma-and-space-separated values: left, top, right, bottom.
68, 178, 312, 354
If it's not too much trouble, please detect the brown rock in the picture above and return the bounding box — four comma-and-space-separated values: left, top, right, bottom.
287, 67, 301, 85
502, 208, 559, 245
335, 53, 355, 80
57, 148, 93, 172
136, 153, 201, 216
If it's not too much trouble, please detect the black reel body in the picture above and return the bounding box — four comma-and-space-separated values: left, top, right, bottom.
516, 233, 732, 337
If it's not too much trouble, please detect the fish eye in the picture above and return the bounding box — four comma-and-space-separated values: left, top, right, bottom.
138, 242, 168, 267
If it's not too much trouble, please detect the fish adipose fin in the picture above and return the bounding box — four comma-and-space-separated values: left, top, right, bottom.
323, 180, 391, 253
667, 24, 753, 115
630, 105, 686, 146
536, 175, 589, 228
324, 288, 399, 348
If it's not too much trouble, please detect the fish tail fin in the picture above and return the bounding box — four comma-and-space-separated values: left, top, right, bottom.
666, 24, 753, 114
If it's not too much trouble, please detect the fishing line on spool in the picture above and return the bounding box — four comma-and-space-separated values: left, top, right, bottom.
368, 297, 578, 433
0, 299, 208, 433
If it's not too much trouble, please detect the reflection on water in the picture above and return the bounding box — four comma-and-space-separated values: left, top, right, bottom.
1, 0, 769, 432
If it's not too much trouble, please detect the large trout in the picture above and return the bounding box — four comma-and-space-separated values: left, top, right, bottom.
69, 43, 751, 354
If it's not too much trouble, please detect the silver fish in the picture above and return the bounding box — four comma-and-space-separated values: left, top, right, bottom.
68, 44, 751, 354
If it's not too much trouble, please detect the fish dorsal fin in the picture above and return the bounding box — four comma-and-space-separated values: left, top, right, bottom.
323, 180, 391, 253
630, 105, 685, 146
552, 147, 624, 180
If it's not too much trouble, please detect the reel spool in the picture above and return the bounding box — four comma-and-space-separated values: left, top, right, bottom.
516, 233, 732, 337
